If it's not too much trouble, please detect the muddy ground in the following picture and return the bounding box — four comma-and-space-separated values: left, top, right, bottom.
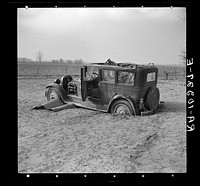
18, 78, 186, 173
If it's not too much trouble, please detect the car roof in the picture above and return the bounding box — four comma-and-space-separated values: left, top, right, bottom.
89, 64, 131, 71
85, 63, 157, 71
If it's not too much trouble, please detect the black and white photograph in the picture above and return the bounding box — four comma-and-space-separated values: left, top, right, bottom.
17, 7, 187, 174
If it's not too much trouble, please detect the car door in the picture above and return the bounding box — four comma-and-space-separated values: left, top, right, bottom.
98, 69, 116, 105
115, 70, 137, 99
81, 66, 88, 101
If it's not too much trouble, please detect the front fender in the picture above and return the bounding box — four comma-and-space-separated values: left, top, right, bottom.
46, 83, 59, 89
45, 83, 59, 97
108, 94, 139, 116
45, 84, 68, 103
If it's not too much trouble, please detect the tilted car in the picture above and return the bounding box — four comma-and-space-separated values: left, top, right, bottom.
34, 60, 160, 116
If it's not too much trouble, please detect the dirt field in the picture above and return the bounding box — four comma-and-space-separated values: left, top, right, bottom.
18, 78, 186, 173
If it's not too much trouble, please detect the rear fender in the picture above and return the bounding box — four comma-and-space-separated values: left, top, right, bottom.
45, 84, 68, 103
108, 94, 139, 116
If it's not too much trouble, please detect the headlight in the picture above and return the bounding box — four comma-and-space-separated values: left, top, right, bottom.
54, 78, 60, 84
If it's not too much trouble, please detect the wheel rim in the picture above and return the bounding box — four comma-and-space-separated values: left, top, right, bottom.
49, 90, 58, 100
114, 104, 131, 115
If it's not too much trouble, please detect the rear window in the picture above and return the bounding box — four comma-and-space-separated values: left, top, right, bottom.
118, 71, 134, 85
102, 70, 115, 83
146, 72, 156, 82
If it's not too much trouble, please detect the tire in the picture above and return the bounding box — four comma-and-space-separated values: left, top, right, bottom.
110, 99, 134, 115
46, 88, 60, 101
145, 87, 160, 110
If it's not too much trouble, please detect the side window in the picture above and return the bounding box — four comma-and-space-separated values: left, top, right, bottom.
118, 71, 134, 85
146, 72, 156, 82
102, 70, 115, 83
86, 67, 99, 78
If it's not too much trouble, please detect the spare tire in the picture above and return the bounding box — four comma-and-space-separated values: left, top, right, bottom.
145, 87, 160, 110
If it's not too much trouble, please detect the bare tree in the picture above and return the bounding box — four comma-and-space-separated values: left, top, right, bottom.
36, 51, 44, 62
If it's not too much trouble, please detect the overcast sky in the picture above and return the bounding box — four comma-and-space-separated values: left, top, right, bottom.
18, 7, 186, 64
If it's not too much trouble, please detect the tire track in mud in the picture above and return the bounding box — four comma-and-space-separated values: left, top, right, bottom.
128, 132, 159, 171
122, 109, 186, 173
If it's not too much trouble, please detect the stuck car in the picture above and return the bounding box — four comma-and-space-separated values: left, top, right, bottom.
34, 60, 160, 116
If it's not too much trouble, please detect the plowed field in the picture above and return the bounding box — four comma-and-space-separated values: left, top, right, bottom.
18, 78, 186, 173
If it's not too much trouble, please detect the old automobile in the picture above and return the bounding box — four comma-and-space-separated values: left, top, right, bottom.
34, 59, 160, 116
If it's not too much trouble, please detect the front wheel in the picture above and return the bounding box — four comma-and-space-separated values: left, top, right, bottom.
110, 99, 134, 115
46, 88, 60, 101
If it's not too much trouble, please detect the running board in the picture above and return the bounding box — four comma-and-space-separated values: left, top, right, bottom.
49, 103, 77, 112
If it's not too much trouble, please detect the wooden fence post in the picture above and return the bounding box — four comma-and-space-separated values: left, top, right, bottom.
163, 71, 169, 80
37, 67, 40, 75
174, 68, 177, 80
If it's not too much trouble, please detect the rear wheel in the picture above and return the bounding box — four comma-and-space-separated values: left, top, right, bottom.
46, 88, 60, 101
110, 99, 134, 115
145, 87, 160, 110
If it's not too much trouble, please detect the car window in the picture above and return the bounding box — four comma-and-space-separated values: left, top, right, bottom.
118, 71, 134, 85
147, 72, 156, 82
102, 70, 115, 83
